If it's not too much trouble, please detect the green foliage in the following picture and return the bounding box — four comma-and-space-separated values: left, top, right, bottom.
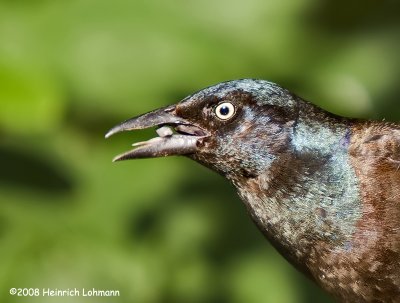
0, 0, 399, 302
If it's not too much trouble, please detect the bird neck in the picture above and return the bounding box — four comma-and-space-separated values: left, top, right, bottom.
234, 104, 362, 278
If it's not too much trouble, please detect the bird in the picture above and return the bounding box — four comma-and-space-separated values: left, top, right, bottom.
105, 79, 400, 303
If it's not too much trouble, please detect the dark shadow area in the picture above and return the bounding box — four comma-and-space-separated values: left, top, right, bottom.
301, 276, 335, 303
128, 205, 163, 241
376, 88, 400, 122
304, 0, 400, 33
0, 146, 74, 195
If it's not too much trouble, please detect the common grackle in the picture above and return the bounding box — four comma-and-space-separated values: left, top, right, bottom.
106, 79, 400, 303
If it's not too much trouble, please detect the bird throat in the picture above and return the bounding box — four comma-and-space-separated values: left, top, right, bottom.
233, 115, 362, 280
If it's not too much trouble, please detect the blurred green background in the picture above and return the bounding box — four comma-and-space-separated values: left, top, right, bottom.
1, 0, 399, 302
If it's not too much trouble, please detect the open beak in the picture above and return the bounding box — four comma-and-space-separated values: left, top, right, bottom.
105, 105, 208, 161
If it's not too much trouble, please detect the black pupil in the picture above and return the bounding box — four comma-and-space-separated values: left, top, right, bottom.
219, 105, 230, 116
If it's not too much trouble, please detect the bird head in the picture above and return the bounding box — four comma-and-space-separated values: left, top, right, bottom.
105, 80, 375, 300
106, 79, 300, 181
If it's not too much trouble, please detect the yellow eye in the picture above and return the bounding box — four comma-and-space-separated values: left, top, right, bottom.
215, 102, 236, 120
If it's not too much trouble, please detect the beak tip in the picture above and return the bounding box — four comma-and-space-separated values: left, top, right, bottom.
105, 125, 123, 138
105, 129, 115, 139
112, 155, 123, 162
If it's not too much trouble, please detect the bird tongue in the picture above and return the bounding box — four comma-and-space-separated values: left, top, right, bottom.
105, 105, 207, 161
